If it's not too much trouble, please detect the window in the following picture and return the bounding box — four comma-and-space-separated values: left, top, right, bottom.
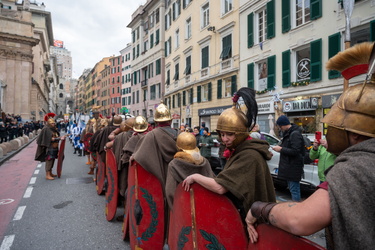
175, 29, 180, 49
59, 93, 63, 98
295, 0, 310, 27
328, 32, 341, 79
165, 37, 172, 57
222, 0, 233, 15
166, 69, 170, 85
183, 0, 192, 9
165, 10, 171, 30
185, 17, 192, 39
200, 82, 212, 102
59, 84, 64, 89
257, 8, 267, 43
201, 46, 209, 69
295, 47, 310, 81
184, 55, 191, 75
223, 77, 232, 98
201, 3, 209, 28
155, 9, 160, 23
174, 63, 179, 81
173, 0, 181, 20
220, 34, 232, 60
156, 59, 161, 75
150, 84, 156, 100
150, 34, 154, 48
155, 29, 160, 45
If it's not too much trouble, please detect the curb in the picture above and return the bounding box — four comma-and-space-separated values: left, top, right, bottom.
0, 136, 38, 166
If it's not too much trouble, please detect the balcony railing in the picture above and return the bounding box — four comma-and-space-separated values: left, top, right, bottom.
201, 68, 208, 78
221, 58, 232, 71
185, 75, 191, 84
141, 79, 148, 87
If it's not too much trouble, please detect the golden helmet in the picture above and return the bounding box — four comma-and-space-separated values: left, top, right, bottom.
113, 115, 122, 126
176, 132, 199, 152
120, 117, 135, 132
154, 102, 172, 122
133, 116, 148, 132
322, 42, 375, 138
100, 118, 108, 127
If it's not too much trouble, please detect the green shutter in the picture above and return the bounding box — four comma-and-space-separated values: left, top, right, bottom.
247, 63, 254, 88
282, 0, 291, 33
155, 29, 159, 44
190, 88, 194, 104
231, 75, 237, 95
197, 86, 201, 103
310, 39, 322, 82
150, 34, 154, 48
310, 0, 322, 20
217, 79, 222, 99
202, 47, 209, 69
282, 50, 291, 87
156, 59, 161, 75
266, 0, 275, 39
165, 41, 167, 57
371, 20, 375, 42
267, 55, 276, 89
247, 13, 254, 48
208, 82, 212, 101
328, 33, 341, 79
183, 91, 186, 106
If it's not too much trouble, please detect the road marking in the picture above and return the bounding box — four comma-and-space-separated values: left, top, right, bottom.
37, 163, 42, 168
0, 199, 14, 205
0, 235, 15, 250
13, 206, 26, 221
23, 186, 33, 198
34, 169, 40, 175
29, 177, 37, 185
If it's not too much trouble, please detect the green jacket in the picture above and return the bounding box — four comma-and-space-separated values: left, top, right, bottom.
309, 145, 337, 181
199, 135, 214, 158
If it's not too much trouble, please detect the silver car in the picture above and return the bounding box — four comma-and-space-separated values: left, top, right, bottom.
261, 132, 320, 190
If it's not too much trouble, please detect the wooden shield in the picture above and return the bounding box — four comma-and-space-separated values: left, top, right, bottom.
127, 161, 165, 249
248, 223, 325, 250
105, 149, 118, 221
168, 183, 248, 250
56, 139, 66, 178
96, 153, 106, 195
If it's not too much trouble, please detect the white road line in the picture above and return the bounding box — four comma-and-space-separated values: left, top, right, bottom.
13, 206, 26, 221
23, 186, 33, 198
0, 235, 15, 250
29, 177, 37, 185
34, 169, 40, 175
37, 163, 42, 168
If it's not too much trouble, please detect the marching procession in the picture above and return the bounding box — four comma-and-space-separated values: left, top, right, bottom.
33, 42, 375, 249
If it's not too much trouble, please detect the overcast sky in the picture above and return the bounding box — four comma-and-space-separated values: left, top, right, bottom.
44, 0, 146, 78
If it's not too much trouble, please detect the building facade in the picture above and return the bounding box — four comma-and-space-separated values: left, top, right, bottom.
120, 44, 132, 115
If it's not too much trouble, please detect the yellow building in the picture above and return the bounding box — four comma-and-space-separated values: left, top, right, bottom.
164, 0, 240, 131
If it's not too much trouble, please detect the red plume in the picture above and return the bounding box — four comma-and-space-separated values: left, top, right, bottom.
99, 114, 103, 118
44, 112, 56, 121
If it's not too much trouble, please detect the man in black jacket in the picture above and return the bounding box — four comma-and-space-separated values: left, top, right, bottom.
272, 115, 304, 201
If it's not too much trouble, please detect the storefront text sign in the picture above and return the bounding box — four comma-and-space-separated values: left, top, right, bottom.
198, 105, 232, 116
283, 98, 318, 112
258, 101, 275, 114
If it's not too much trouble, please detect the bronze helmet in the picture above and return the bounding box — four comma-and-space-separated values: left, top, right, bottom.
216, 88, 257, 149
176, 132, 203, 163
133, 116, 148, 132
322, 42, 375, 154
154, 102, 172, 122
112, 115, 122, 126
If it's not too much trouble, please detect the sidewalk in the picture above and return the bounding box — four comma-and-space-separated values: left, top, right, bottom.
0, 136, 37, 167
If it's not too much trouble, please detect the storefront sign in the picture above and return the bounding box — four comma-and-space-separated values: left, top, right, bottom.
258, 101, 274, 114
283, 98, 318, 112
198, 105, 231, 116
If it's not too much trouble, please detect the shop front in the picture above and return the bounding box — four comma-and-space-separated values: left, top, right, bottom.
282, 97, 319, 133
257, 101, 276, 136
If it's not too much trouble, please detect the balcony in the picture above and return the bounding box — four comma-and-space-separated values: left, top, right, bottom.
141, 79, 148, 88
201, 68, 209, 78
221, 58, 232, 71
185, 75, 191, 85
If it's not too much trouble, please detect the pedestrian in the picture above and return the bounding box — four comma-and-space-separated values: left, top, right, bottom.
8, 120, 18, 140
198, 127, 214, 164
0, 122, 7, 143
166, 132, 215, 209
199, 122, 206, 136
272, 115, 305, 201
193, 126, 201, 147
34, 113, 64, 180
72, 121, 83, 156
183, 88, 276, 220
309, 138, 336, 183
245, 41, 375, 249
17, 123, 24, 137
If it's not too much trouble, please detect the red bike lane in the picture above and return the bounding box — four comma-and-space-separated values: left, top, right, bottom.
0, 140, 39, 241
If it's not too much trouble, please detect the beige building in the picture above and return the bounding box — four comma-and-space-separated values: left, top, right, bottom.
127, 0, 165, 122
239, 0, 375, 135
164, 0, 240, 131
120, 44, 132, 114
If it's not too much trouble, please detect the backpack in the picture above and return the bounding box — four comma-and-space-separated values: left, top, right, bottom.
302, 135, 312, 151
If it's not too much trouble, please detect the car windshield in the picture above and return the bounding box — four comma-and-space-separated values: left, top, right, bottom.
263, 134, 279, 146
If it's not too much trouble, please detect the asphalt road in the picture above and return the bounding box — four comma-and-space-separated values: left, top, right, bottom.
0, 137, 129, 250
0, 134, 326, 249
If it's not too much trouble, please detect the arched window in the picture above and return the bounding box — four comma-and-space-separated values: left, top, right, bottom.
59, 93, 63, 98
59, 84, 64, 89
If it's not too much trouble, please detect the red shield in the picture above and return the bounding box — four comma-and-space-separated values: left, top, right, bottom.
96, 154, 106, 195
168, 183, 248, 250
126, 161, 165, 249
83, 132, 93, 152
248, 223, 325, 249
56, 139, 66, 178
105, 149, 118, 221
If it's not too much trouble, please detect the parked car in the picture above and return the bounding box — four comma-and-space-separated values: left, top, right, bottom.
209, 132, 223, 174
261, 132, 320, 191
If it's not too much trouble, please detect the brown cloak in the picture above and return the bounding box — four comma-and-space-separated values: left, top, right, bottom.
113, 130, 133, 170
34, 125, 58, 162
214, 139, 276, 218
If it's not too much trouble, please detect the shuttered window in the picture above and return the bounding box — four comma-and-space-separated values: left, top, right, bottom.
202, 46, 209, 69
282, 0, 290, 33
328, 33, 341, 79
231, 75, 237, 95
247, 63, 254, 88
197, 85, 201, 103
282, 50, 291, 87
217, 80, 222, 99
247, 13, 254, 48
267, 56, 276, 89
310, 39, 322, 82
310, 0, 322, 20
266, 0, 275, 39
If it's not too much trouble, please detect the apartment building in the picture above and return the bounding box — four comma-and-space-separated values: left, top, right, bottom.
109, 55, 122, 115
120, 44, 133, 115
239, 0, 375, 135
164, 0, 240, 131
127, 0, 165, 121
